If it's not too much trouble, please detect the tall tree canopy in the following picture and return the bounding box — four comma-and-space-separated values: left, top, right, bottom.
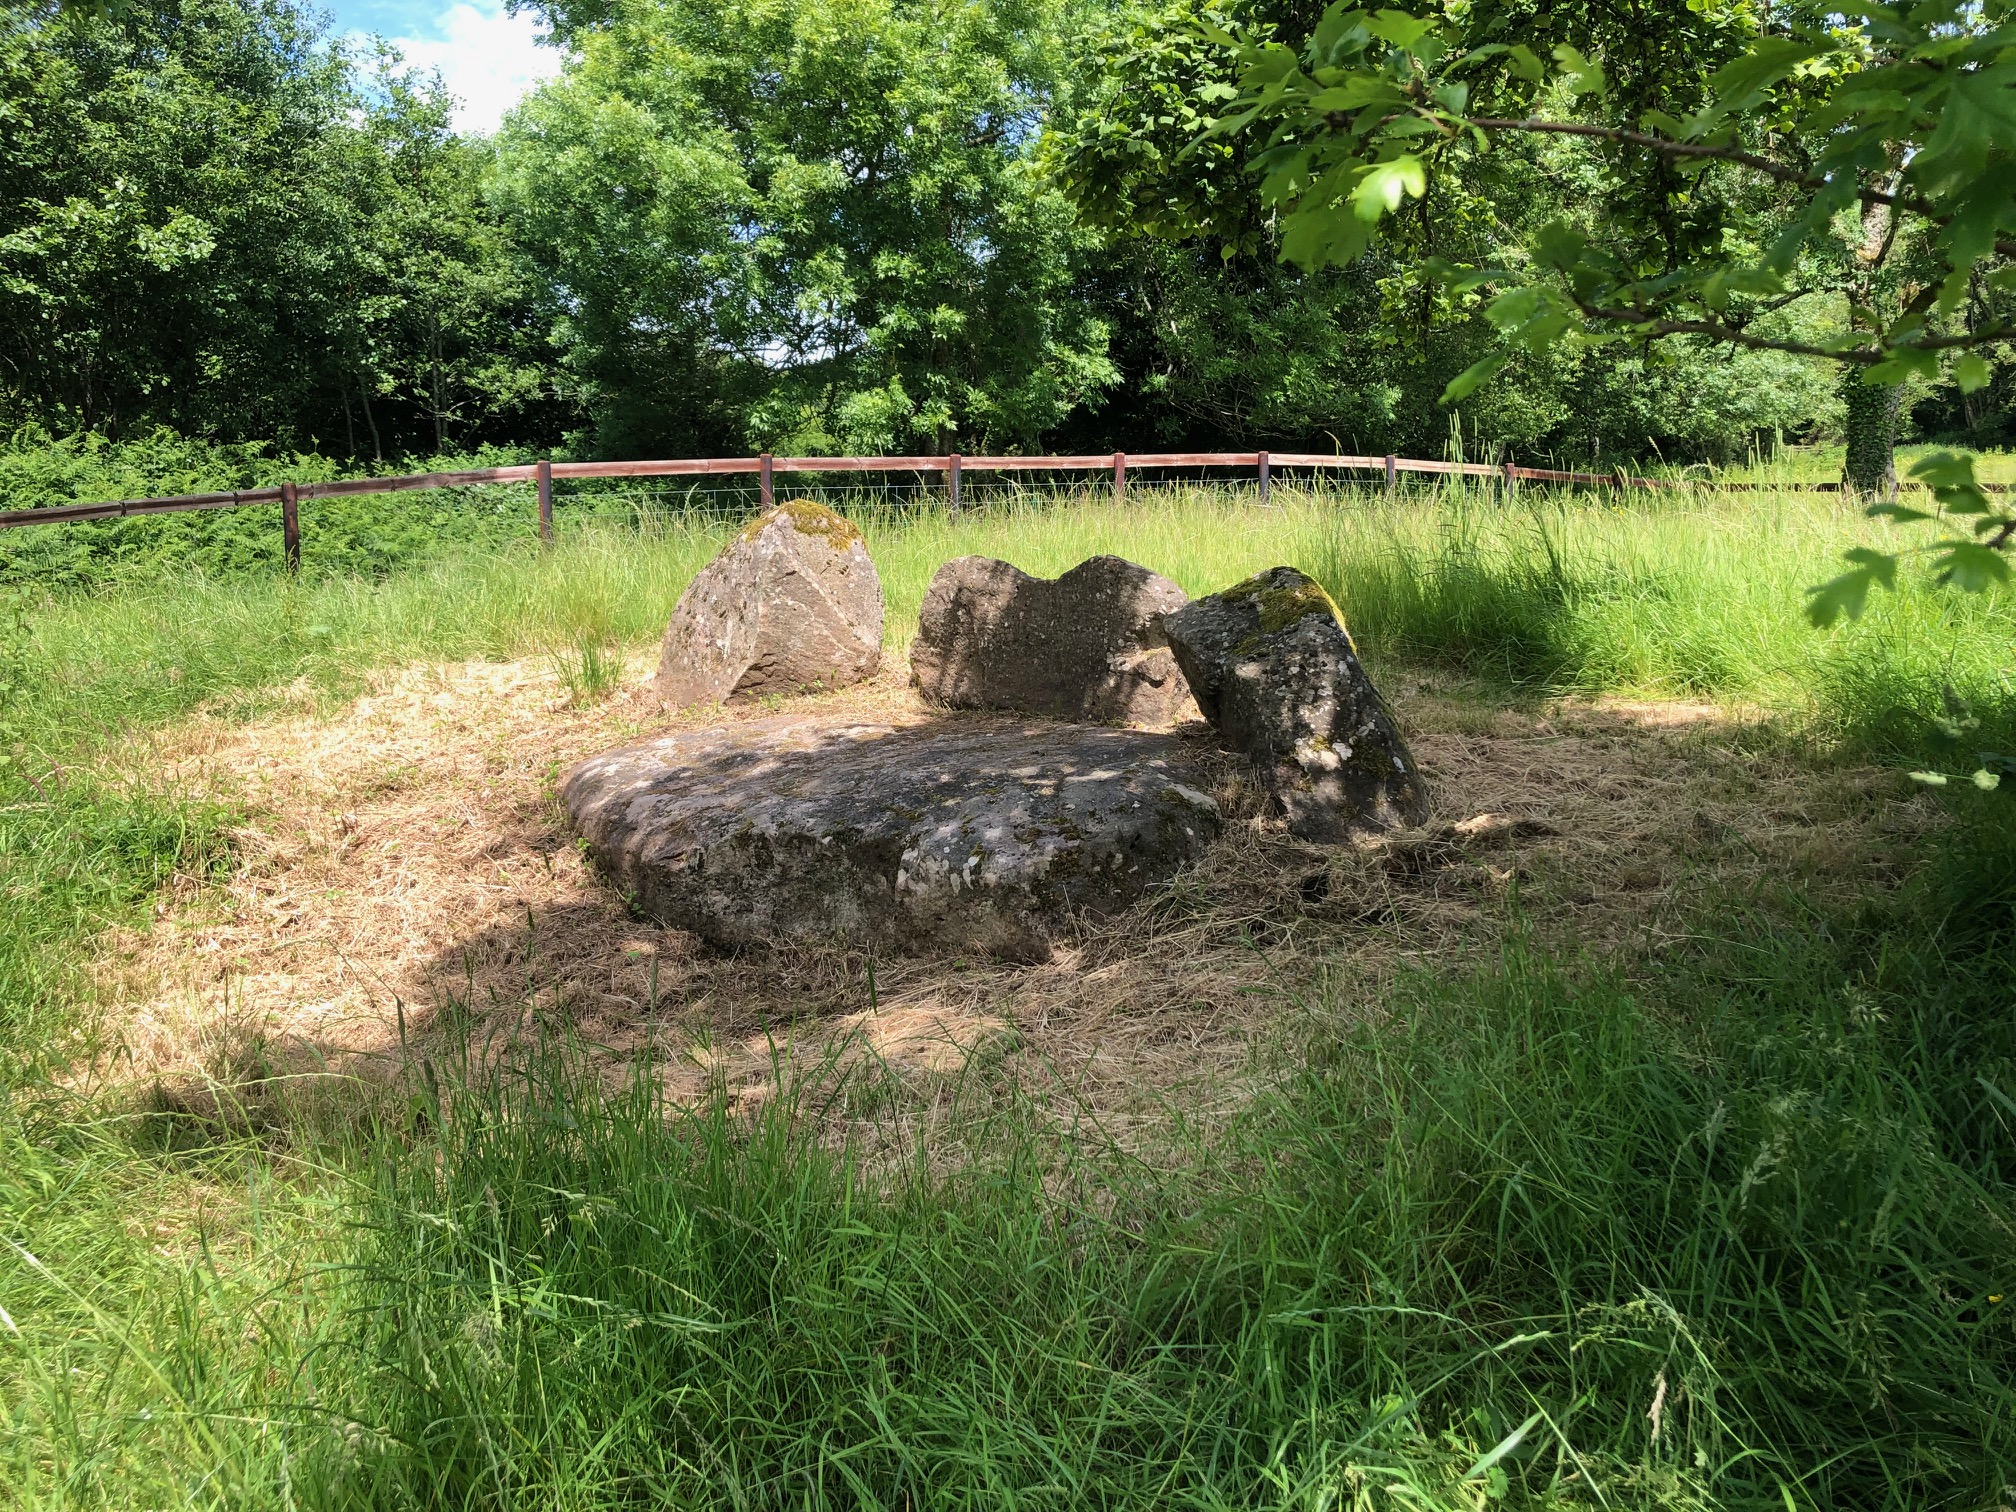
1050, 0, 2015, 489
495, 0, 1116, 456
0, 0, 561, 454
0, 0, 2002, 467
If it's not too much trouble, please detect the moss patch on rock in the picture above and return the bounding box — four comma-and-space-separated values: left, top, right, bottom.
1222, 568, 1346, 636
739, 498, 864, 550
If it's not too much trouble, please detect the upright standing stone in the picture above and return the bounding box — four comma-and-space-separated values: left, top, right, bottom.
655, 500, 883, 708
1163, 566, 1429, 840
910, 555, 1194, 726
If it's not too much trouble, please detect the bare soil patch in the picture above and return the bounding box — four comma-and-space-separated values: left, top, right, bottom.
97, 658, 1934, 1143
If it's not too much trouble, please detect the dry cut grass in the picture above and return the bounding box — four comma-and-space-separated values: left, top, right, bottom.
94, 651, 1937, 1151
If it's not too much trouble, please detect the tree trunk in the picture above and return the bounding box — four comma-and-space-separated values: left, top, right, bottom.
431, 319, 447, 454
357, 374, 384, 463
1841, 371, 1902, 500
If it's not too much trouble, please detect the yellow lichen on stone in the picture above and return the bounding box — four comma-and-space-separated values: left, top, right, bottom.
1223, 569, 1347, 634
739, 498, 864, 550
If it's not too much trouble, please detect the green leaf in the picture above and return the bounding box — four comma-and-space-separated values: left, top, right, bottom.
1909, 450, 1981, 491
1864, 350, 1940, 384
1440, 352, 1507, 402
1806, 547, 1897, 627
1351, 155, 1425, 220
1484, 286, 1544, 329
1505, 43, 1543, 83
1362, 10, 1434, 48
1934, 540, 2012, 594
1907, 449, 1995, 517
1954, 353, 1993, 394
1708, 38, 1821, 112
1551, 44, 1605, 97
1307, 76, 1400, 112
1462, 1413, 1541, 1483
1309, 2, 1368, 64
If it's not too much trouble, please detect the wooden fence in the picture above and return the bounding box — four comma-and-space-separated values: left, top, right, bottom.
0, 449, 1990, 574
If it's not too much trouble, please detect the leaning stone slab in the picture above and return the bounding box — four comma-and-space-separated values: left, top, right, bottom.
655, 500, 883, 709
1162, 566, 1429, 841
561, 716, 1221, 961
910, 555, 1194, 726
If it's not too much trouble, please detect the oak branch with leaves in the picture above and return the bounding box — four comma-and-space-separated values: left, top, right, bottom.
1052, 0, 2015, 627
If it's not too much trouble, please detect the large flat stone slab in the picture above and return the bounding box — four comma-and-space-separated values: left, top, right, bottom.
910, 555, 1195, 726
561, 717, 1222, 960
655, 500, 884, 708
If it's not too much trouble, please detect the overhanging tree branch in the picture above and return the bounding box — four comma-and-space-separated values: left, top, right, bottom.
1568, 300, 2016, 362
1453, 117, 2016, 259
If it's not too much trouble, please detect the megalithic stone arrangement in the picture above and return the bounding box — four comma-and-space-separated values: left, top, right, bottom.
655, 499, 885, 708
574, 538, 1431, 958
1162, 566, 1430, 841
909, 554, 1195, 726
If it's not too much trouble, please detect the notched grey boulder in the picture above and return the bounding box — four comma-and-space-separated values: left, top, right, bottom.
561, 716, 1221, 962
910, 555, 1195, 726
1163, 566, 1429, 841
655, 500, 883, 709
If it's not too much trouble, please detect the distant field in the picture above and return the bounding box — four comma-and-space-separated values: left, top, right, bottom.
3, 482, 2013, 1510
1713, 442, 2016, 485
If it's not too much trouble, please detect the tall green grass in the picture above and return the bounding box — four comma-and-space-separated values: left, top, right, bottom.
21, 480, 2006, 756
11, 867, 2010, 1509
307, 888, 2013, 1510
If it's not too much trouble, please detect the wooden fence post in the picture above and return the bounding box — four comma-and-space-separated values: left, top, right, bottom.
281, 480, 300, 576
536, 458, 553, 545
1384, 454, 1397, 493
1257, 450, 1270, 502
759, 451, 774, 508
947, 453, 962, 517
1113, 451, 1126, 504
1501, 459, 1516, 501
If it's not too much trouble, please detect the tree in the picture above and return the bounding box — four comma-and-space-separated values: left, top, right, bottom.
1048, 0, 1839, 460
494, 0, 1115, 455
0, 0, 567, 456
1052, 0, 2015, 613
349, 56, 563, 459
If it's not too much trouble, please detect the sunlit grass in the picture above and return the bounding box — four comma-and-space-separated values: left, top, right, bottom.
26, 478, 2009, 754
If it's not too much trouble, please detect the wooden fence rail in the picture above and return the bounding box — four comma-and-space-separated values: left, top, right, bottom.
0, 449, 2000, 574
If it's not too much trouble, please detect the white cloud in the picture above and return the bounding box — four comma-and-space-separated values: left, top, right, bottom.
373, 2, 565, 135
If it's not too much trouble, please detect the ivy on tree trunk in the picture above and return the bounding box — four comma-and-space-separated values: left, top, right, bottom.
1841, 372, 1902, 500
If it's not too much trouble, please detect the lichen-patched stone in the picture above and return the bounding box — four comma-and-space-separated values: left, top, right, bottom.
910, 555, 1194, 726
654, 500, 884, 708
560, 716, 1221, 961
1163, 566, 1429, 841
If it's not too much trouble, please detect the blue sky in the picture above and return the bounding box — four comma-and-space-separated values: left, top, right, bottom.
322, 0, 565, 134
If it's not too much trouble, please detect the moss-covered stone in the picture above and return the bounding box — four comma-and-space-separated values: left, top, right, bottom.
560, 716, 1221, 962
738, 498, 863, 549
659, 495, 882, 707
1163, 564, 1428, 841
909, 554, 1196, 727
1221, 568, 1347, 635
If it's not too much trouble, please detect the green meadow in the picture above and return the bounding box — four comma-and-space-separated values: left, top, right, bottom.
3, 480, 2014, 1509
